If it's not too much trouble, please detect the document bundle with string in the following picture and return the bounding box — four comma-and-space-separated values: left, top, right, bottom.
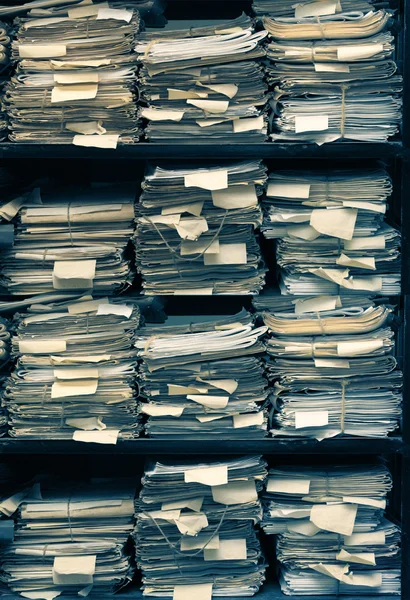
135, 309, 269, 438
3, 295, 142, 442
262, 7, 402, 143
252, 0, 376, 19
261, 463, 401, 595
4, 0, 142, 148
135, 14, 269, 143
0, 20, 10, 141
0, 181, 136, 296
134, 456, 267, 598
261, 168, 401, 296
0, 475, 137, 598
135, 161, 267, 295
259, 295, 402, 440
0, 316, 10, 437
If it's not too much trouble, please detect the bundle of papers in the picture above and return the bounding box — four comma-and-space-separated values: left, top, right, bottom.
262, 9, 402, 143
5, 1, 142, 147
253, 0, 375, 18
135, 15, 268, 142
135, 310, 269, 438
134, 162, 267, 295
0, 316, 10, 436
134, 456, 267, 597
1, 476, 137, 598
261, 297, 402, 439
4, 296, 142, 442
0, 182, 136, 296
260, 169, 401, 295
0, 21, 10, 141
262, 463, 400, 595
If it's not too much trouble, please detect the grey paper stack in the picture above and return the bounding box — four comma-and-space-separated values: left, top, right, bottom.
134, 456, 267, 598
0, 20, 10, 141
262, 8, 402, 144
0, 476, 137, 598
252, 0, 375, 19
0, 316, 10, 436
0, 182, 136, 296
262, 463, 401, 595
135, 309, 269, 438
260, 296, 402, 440
5, 0, 141, 148
135, 14, 268, 143
261, 169, 401, 296
3, 295, 142, 442
134, 161, 267, 295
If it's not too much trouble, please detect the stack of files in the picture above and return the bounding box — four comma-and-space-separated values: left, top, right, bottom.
260, 169, 401, 295
135, 162, 267, 295
261, 295, 402, 439
253, 0, 375, 18
5, 0, 142, 148
0, 168, 32, 250
135, 15, 268, 143
134, 456, 267, 597
0, 182, 136, 296
1, 476, 137, 598
3, 295, 142, 442
0, 316, 10, 436
135, 309, 269, 438
0, 21, 10, 141
262, 8, 402, 143
262, 463, 401, 595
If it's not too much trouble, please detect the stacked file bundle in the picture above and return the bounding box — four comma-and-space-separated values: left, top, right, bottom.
3, 295, 142, 442
135, 309, 269, 438
5, 0, 142, 148
261, 169, 401, 295
253, 0, 375, 18
135, 456, 267, 597
135, 161, 267, 295
260, 295, 402, 439
135, 14, 268, 143
0, 182, 136, 296
0, 316, 10, 436
1, 476, 137, 598
263, 7, 402, 143
0, 20, 10, 141
262, 463, 401, 595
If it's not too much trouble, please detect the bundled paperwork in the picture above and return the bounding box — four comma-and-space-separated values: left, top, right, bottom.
3, 296, 142, 441
261, 169, 401, 295
0, 21, 10, 141
1, 476, 137, 597
135, 309, 269, 438
0, 182, 136, 296
135, 14, 268, 142
5, 1, 142, 147
261, 296, 402, 439
0, 316, 10, 436
262, 463, 400, 595
253, 0, 375, 18
262, 9, 402, 143
135, 161, 267, 295
135, 456, 267, 597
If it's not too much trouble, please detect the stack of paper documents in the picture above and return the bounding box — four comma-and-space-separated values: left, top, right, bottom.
135, 456, 267, 597
135, 310, 269, 438
0, 316, 10, 436
1, 476, 137, 597
135, 14, 268, 142
135, 161, 267, 295
261, 296, 402, 439
0, 20, 10, 141
253, 0, 375, 18
4, 296, 142, 442
262, 463, 401, 595
5, 1, 141, 148
261, 169, 401, 296
262, 8, 402, 143
0, 182, 136, 296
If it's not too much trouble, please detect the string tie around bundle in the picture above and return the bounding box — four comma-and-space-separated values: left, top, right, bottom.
144, 210, 228, 263
315, 16, 327, 39
314, 312, 327, 335
66, 495, 74, 542
340, 379, 348, 434
42, 384, 48, 405
42, 543, 49, 561
142, 503, 228, 558
309, 42, 319, 62
59, 107, 65, 132
67, 202, 74, 246
41, 88, 48, 109
340, 84, 349, 139
60, 400, 65, 428
42, 248, 48, 263
84, 314, 89, 334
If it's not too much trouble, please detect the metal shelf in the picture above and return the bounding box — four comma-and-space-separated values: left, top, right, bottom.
0, 437, 403, 455
0, 142, 405, 160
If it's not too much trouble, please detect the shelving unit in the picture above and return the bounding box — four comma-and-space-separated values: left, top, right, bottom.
0, 0, 409, 597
